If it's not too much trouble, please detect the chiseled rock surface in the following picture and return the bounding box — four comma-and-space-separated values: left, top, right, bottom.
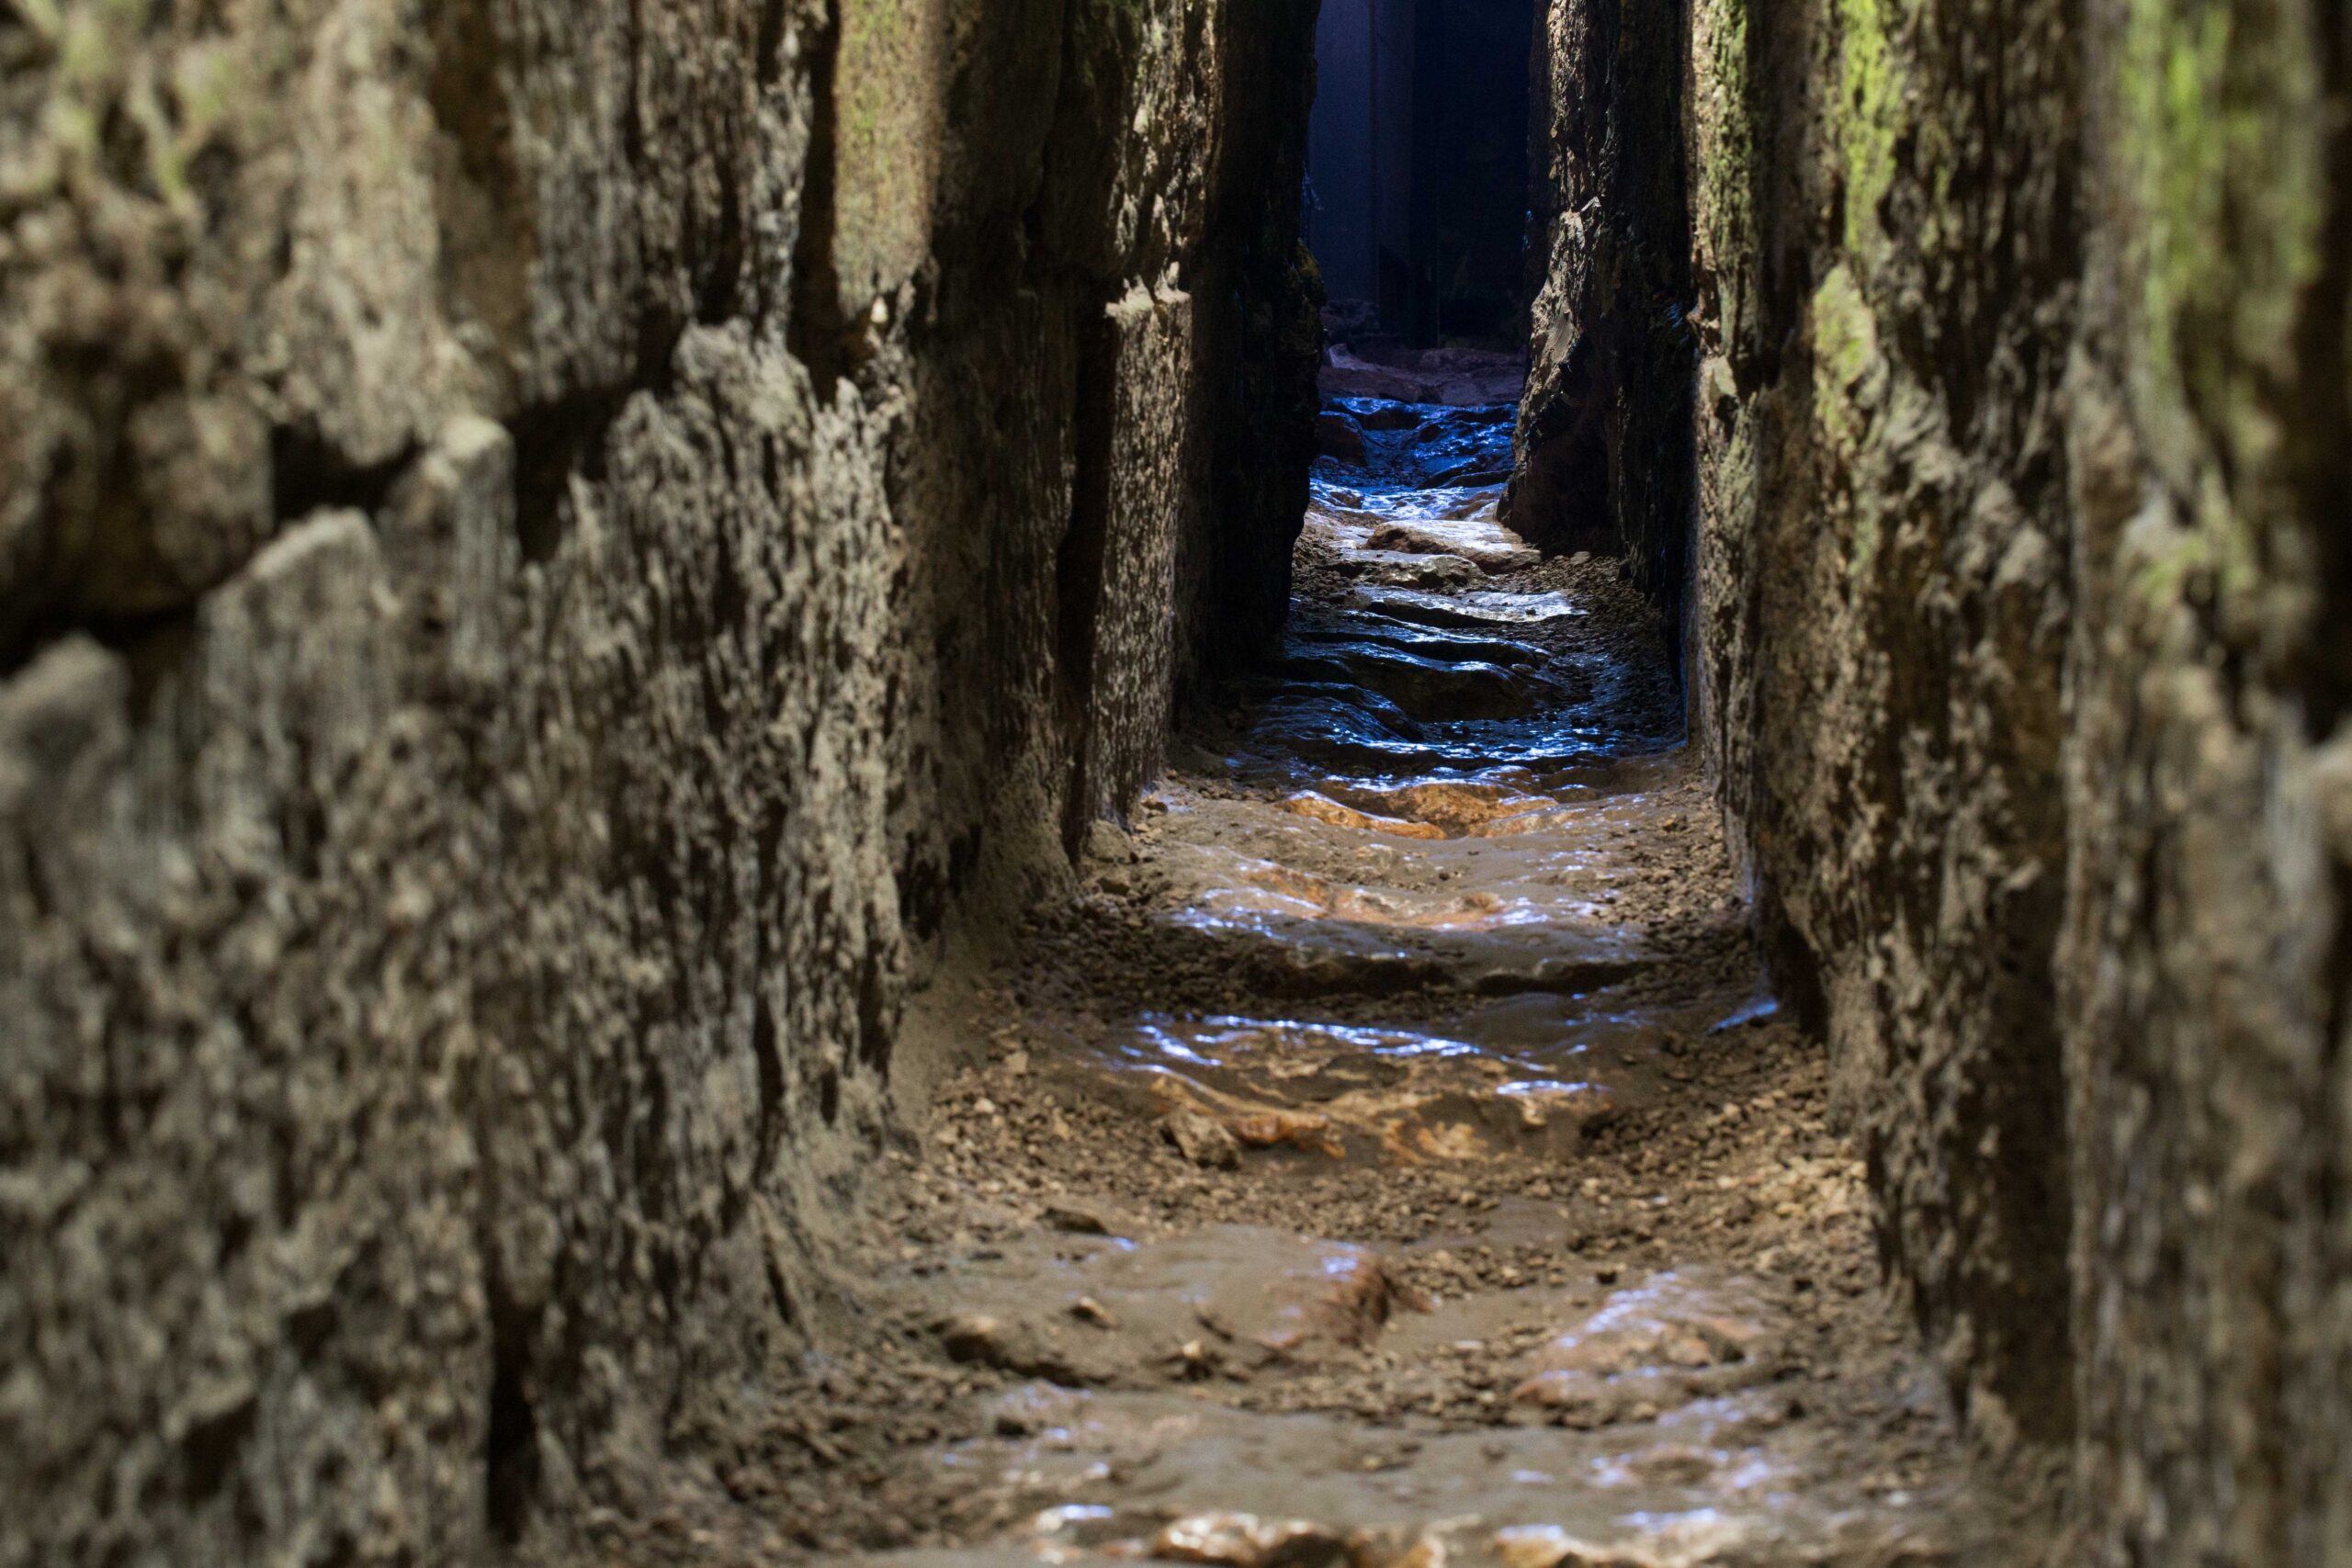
1523, 0, 2349, 1557
1681, 0, 2083, 1476
2057, 4, 2351, 1559
1502, 0, 1692, 639
0, 2, 1318, 1563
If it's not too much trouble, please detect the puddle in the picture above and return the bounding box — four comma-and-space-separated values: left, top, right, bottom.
1510, 1270, 1787, 1427
1072, 1012, 1627, 1165
910, 1224, 1420, 1387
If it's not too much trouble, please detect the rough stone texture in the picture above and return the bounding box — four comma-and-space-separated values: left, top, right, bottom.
1521, 0, 2082, 1456
0, 3, 1318, 1563
1523, 0, 2348, 1554
1504, 0, 1695, 651
2060, 0, 2351, 1558
1681, 0, 2086, 1467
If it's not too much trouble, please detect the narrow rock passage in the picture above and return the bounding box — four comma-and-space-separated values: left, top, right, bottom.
764, 381, 2020, 1566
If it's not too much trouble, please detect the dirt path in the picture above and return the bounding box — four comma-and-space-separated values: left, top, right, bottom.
614, 390, 2022, 1566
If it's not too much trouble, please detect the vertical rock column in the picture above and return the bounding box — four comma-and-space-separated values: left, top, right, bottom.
2062, 0, 2352, 1557
1530, 0, 2351, 1550
1058, 280, 1200, 852
1506, 0, 1696, 657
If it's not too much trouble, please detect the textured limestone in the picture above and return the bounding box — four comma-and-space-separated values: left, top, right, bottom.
1504, 0, 1694, 648
2060, 0, 2350, 1557
1520, 0, 2348, 1555
1523, 0, 2075, 1468
0, 2, 1317, 1563
1680, 0, 2085, 1467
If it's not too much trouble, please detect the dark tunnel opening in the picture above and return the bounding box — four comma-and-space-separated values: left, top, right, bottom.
1305, 0, 1537, 350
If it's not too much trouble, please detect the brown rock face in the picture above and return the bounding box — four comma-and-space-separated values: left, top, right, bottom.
1683, 0, 2084, 1468
1516, 0, 2351, 1556
1503, 0, 1693, 652
0, 3, 1318, 1563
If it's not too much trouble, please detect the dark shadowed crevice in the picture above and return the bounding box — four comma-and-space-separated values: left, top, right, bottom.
786, 0, 860, 399
1753, 885, 1830, 1043
178, 1395, 258, 1506
898, 840, 949, 942
508, 391, 632, 563
2295, 20, 2352, 738
483, 1281, 539, 1543
268, 426, 413, 525
695, 168, 751, 327
1054, 314, 1122, 861
944, 825, 984, 903
13, 604, 199, 731
751, 988, 785, 1180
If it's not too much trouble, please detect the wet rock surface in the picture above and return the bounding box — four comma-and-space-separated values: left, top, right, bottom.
686, 397, 2031, 1565
1319, 346, 1530, 409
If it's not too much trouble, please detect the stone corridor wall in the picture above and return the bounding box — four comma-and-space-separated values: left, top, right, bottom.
1682, 0, 2086, 1471
1521, 0, 2348, 1556
2059, 0, 2349, 1555
0, 2, 1318, 1562
1506, 0, 1694, 646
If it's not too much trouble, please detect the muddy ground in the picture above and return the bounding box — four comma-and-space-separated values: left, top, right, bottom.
547, 368, 2038, 1567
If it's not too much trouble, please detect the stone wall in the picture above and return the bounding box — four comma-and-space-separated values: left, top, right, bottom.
1682, 0, 2086, 1468
1518, 0, 2349, 1554
1505, 0, 1694, 649
2060, 0, 2349, 1555
0, 2, 1318, 1562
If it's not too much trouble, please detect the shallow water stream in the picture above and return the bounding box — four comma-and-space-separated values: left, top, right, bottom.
766, 384, 2016, 1566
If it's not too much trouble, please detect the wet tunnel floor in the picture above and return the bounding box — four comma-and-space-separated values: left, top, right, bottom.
720, 390, 2020, 1566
